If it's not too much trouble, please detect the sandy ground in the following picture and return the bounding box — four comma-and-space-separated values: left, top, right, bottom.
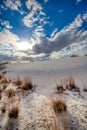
0, 56, 87, 130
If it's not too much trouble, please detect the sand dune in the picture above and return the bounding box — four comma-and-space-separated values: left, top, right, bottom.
0, 57, 87, 130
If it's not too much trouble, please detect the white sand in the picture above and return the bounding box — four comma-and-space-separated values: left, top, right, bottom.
6, 56, 87, 94
0, 56, 87, 130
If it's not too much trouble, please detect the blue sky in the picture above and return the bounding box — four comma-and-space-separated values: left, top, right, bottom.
0, 0, 87, 61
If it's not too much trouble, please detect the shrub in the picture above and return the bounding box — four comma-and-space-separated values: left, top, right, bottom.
2, 83, 7, 89
0, 89, 2, 100
0, 92, 2, 100
0, 74, 2, 80
20, 77, 34, 91
7, 89, 16, 98
51, 98, 67, 113
1, 104, 6, 113
56, 85, 64, 93
83, 88, 87, 92
13, 76, 22, 86
66, 76, 77, 90
1, 77, 8, 84
8, 103, 19, 118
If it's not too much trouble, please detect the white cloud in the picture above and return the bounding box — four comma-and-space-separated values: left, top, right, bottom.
0, 20, 13, 29
76, 0, 82, 4
82, 11, 87, 21
23, 0, 49, 27
58, 9, 63, 13
0, 29, 20, 48
4, 0, 24, 14
32, 13, 87, 55
51, 28, 58, 38
26, 0, 42, 11
23, 0, 42, 27
50, 43, 87, 59
43, 0, 48, 4
0, 29, 30, 59
64, 14, 83, 31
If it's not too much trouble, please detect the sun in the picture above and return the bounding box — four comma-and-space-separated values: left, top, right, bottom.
17, 41, 30, 50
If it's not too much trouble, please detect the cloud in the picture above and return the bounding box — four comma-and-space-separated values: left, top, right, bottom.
23, 0, 42, 27
0, 29, 20, 47
51, 28, 58, 38
58, 9, 63, 13
50, 43, 87, 59
23, 0, 49, 27
4, 0, 24, 14
0, 20, 13, 29
77, 46, 87, 56
82, 11, 87, 21
43, 0, 49, 4
32, 13, 87, 55
0, 29, 30, 60
76, 0, 82, 4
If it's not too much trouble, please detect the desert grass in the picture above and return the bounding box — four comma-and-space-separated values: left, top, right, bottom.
20, 77, 34, 91
0, 90, 2, 100
68, 76, 76, 90
1, 76, 8, 84
65, 76, 80, 92
8, 103, 19, 119
56, 85, 64, 93
51, 97, 67, 113
83, 88, 87, 92
13, 76, 22, 86
7, 88, 16, 98
0, 93, 2, 100
1, 103, 6, 113
2, 83, 8, 89
0, 74, 3, 80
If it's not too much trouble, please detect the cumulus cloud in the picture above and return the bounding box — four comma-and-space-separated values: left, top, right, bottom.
58, 9, 63, 13
0, 29, 20, 46
50, 42, 87, 59
82, 11, 87, 21
32, 13, 87, 55
23, 0, 42, 27
0, 29, 29, 60
76, 0, 82, 4
4, 0, 24, 14
43, 0, 49, 4
0, 20, 13, 29
51, 28, 58, 38
23, 0, 49, 27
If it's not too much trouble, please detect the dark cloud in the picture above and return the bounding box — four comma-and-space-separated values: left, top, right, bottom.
33, 28, 80, 54
32, 14, 87, 55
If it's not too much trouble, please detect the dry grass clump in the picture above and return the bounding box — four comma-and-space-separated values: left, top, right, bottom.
7, 77, 12, 84
7, 88, 16, 98
1, 104, 6, 113
0, 89, 2, 100
13, 76, 22, 86
1, 77, 8, 84
2, 83, 8, 89
68, 76, 76, 90
65, 76, 80, 92
20, 77, 34, 91
0, 74, 3, 80
51, 98, 67, 113
56, 85, 64, 93
8, 103, 19, 118
83, 88, 87, 92
2, 70, 7, 75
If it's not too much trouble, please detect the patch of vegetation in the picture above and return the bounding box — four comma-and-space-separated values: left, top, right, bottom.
8, 103, 19, 119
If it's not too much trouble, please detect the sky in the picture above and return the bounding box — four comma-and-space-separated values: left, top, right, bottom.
0, 0, 87, 61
